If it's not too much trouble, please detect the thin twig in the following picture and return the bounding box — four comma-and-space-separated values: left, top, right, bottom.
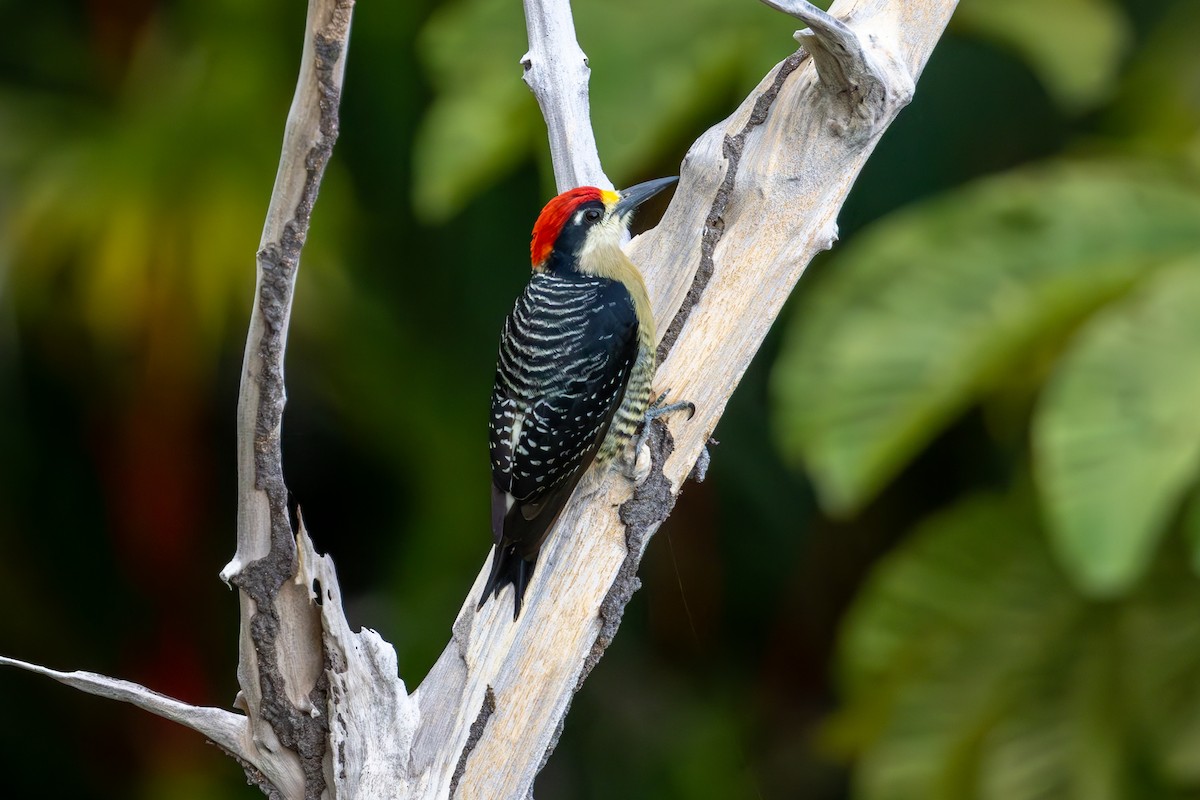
0, 656, 248, 757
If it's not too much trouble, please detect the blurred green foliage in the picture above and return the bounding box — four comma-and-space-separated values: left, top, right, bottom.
774, 162, 1200, 519
827, 493, 1200, 799
1036, 259, 1200, 594
773, 0, 1200, 796
2, 0, 1199, 798
953, 0, 1129, 111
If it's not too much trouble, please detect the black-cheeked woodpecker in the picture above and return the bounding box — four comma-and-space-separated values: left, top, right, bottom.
480, 177, 680, 620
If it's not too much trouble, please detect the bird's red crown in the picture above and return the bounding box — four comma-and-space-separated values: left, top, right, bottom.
530, 186, 618, 267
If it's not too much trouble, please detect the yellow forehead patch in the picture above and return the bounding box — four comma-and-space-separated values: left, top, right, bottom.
600, 189, 620, 208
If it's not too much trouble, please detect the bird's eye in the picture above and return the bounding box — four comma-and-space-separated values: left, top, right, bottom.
584, 209, 601, 223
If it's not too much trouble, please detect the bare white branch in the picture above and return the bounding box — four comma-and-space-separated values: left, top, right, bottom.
520, 0, 610, 191
0, 656, 248, 757
214, 0, 415, 797
295, 523, 418, 798
760, 0, 916, 137
761, 0, 881, 86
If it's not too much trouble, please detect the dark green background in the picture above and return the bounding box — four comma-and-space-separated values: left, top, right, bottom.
3, 1, 1199, 798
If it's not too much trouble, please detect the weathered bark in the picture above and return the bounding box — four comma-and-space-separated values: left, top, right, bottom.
0, 0, 957, 797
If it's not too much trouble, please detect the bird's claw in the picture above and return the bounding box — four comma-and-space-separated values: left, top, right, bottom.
646, 388, 696, 422
623, 389, 696, 480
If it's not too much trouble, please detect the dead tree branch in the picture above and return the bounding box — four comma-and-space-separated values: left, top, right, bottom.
412, 1, 956, 797
519, 0, 610, 191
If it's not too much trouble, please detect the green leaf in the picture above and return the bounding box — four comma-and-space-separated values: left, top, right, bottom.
1034, 262, 1200, 596
772, 162, 1200, 515
3, 13, 316, 355
954, 0, 1130, 112
831, 494, 1090, 800
834, 494, 1065, 704
830, 493, 1200, 799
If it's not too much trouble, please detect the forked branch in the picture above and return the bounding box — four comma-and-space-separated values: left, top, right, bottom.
414, 1, 956, 798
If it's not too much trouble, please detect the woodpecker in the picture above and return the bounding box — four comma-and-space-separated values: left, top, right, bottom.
481, 177, 679, 620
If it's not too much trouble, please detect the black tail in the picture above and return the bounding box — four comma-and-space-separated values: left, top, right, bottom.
478, 543, 537, 620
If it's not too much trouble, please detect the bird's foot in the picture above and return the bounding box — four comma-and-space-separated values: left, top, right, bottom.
624, 390, 696, 481
645, 389, 696, 424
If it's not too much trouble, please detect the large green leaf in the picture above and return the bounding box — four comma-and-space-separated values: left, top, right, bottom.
954, 0, 1130, 112
414, 0, 790, 220
772, 162, 1200, 515
1034, 261, 1200, 596
829, 493, 1200, 799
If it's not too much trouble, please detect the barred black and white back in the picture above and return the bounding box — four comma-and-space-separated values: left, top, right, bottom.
482, 272, 649, 617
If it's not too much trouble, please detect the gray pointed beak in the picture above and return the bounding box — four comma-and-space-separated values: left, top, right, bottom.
614, 176, 678, 219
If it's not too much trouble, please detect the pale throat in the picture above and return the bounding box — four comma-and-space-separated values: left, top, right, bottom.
577, 216, 655, 345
